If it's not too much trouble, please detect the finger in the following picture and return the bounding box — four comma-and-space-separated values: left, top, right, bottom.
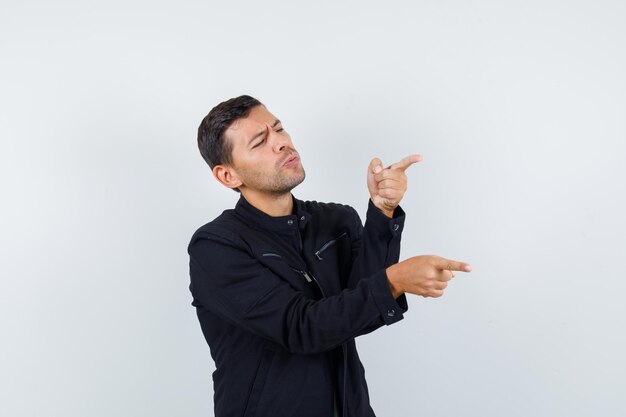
374, 169, 406, 183
427, 289, 444, 298
434, 281, 448, 290
389, 154, 422, 172
376, 178, 406, 191
437, 269, 455, 282
436, 258, 473, 272
368, 157, 384, 174
376, 188, 400, 200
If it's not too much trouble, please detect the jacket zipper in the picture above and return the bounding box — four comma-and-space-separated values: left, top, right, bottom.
291, 267, 313, 283
314, 232, 348, 260
293, 267, 346, 416
288, 259, 346, 415
290, 267, 328, 296
308, 272, 326, 297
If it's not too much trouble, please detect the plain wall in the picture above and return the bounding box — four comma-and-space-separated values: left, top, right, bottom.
1, 0, 625, 416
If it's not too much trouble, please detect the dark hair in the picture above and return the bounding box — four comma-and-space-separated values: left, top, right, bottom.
197, 95, 263, 170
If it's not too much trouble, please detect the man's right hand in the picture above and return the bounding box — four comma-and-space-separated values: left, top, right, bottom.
386, 255, 472, 299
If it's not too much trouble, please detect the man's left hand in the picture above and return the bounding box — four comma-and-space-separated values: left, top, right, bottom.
367, 154, 422, 218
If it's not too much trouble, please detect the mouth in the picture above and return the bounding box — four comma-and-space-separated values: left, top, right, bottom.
282, 153, 300, 168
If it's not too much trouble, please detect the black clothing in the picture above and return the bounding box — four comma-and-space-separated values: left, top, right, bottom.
188, 195, 408, 417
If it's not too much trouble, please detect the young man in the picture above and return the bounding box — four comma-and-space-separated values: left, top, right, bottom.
188, 95, 471, 417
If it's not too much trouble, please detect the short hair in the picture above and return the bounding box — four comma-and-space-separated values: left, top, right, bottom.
197, 95, 263, 170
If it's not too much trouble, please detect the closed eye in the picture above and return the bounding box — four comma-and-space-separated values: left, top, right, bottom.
251, 138, 265, 149
251, 126, 284, 149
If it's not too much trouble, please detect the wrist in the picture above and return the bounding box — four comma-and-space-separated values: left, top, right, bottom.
380, 207, 394, 218
370, 198, 395, 218
386, 264, 404, 299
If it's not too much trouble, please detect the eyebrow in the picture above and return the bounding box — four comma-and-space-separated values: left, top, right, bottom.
247, 119, 281, 145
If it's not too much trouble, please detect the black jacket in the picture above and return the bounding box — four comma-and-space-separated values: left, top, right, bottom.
188, 195, 408, 417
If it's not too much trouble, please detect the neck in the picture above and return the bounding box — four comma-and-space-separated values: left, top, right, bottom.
240, 189, 294, 217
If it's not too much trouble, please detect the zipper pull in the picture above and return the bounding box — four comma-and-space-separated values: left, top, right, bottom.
314, 251, 323, 261
301, 271, 313, 282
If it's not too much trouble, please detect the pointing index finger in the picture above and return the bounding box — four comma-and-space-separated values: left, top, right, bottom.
389, 154, 423, 171
437, 258, 473, 273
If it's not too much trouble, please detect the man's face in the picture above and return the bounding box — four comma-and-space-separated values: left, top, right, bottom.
224, 105, 305, 195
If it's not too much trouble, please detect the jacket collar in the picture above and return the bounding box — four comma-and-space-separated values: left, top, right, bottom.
234, 194, 311, 234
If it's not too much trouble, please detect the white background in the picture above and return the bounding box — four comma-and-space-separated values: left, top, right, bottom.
1, 1, 625, 416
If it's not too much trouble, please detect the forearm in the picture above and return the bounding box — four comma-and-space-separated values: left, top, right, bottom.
346, 200, 405, 290
190, 236, 406, 355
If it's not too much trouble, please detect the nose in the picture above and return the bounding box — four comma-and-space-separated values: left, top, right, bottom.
267, 124, 291, 153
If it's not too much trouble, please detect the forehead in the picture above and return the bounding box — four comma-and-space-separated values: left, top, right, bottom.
226, 105, 278, 142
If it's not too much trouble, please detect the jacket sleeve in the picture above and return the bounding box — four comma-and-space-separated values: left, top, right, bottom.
345, 199, 408, 316
188, 231, 404, 355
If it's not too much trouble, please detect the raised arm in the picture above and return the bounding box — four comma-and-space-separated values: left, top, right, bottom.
346, 154, 421, 291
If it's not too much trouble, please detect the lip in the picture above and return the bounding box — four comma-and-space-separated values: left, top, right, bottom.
282, 154, 300, 168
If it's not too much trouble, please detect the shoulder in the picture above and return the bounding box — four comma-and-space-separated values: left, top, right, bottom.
300, 199, 359, 217
188, 208, 247, 249
298, 199, 362, 232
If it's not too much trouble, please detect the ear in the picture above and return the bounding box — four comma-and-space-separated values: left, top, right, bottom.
213, 164, 243, 190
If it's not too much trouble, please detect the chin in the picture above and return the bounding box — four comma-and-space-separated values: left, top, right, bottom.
284, 170, 306, 193
295, 168, 306, 185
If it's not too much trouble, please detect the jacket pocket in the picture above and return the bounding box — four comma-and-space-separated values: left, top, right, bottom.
314, 232, 348, 260
255, 250, 320, 298
261, 252, 282, 259
243, 348, 274, 417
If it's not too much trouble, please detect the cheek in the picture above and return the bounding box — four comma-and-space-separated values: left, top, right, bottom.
240, 154, 274, 173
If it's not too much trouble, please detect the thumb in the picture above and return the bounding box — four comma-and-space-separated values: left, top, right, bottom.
368, 157, 383, 174
367, 157, 383, 196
